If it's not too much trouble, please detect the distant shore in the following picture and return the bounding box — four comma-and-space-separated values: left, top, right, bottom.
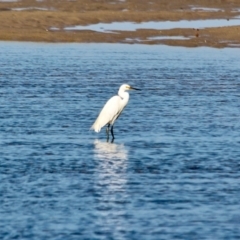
0, 0, 240, 48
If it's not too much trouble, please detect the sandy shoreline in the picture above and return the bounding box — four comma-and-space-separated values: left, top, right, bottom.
0, 0, 240, 48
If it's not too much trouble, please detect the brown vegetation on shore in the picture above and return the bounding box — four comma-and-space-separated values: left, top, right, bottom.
0, 0, 240, 47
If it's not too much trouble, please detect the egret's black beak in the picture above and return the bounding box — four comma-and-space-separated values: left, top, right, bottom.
130, 86, 140, 90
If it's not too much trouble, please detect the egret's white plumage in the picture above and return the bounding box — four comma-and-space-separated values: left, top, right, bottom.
91, 84, 138, 141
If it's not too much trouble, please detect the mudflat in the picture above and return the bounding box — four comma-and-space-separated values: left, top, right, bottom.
0, 0, 240, 47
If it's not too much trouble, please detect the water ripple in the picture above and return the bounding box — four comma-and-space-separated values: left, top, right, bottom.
0, 42, 240, 240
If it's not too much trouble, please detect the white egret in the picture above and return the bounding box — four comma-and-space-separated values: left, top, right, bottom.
91, 84, 139, 142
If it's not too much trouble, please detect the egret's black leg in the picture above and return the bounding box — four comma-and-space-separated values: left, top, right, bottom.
110, 125, 115, 143
106, 124, 110, 142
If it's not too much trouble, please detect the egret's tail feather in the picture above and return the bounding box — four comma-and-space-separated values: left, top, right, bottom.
90, 123, 101, 133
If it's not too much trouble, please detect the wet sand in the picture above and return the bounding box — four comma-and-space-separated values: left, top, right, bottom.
0, 0, 240, 47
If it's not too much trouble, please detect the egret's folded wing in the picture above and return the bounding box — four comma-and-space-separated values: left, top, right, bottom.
91, 96, 121, 132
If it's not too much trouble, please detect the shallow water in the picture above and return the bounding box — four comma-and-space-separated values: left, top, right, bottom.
124, 36, 191, 43
1, 42, 240, 240
62, 18, 240, 33
147, 36, 190, 40
189, 6, 222, 12
11, 7, 52, 11
0, 0, 18, 2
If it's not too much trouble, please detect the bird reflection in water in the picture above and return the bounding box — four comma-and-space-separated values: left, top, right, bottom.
94, 139, 128, 161
93, 140, 129, 234
93, 139, 128, 189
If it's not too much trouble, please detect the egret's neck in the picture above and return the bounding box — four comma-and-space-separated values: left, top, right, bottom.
118, 90, 129, 100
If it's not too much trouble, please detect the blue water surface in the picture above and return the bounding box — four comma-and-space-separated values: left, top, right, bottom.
0, 42, 240, 240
